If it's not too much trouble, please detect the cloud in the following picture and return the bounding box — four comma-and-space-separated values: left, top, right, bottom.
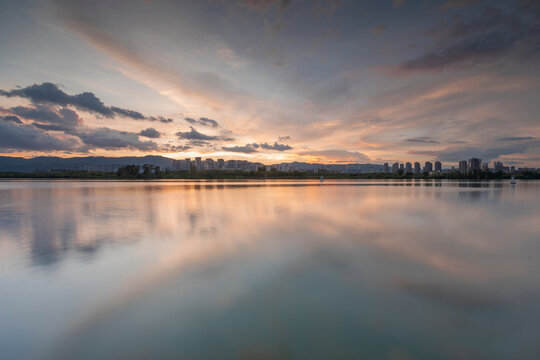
222, 143, 260, 153
74, 127, 159, 151
441, 0, 480, 10
0, 83, 176, 122
409, 139, 540, 163
161, 144, 192, 152
221, 141, 292, 153
139, 127, 161, 138
184, 117, 219, 127
176, 126, 221, 141
278, 135, 291, 141
393, 0, 406, 8
149, 116, 174, 123
299, 149, 370, 163
0, 83, 145, 120
371, 25, 386, 36
260, 142, 292, 151
0, 116, 80, 151
9, 105, 82, 130
0, 115, 23, 124
497, 136, 535, 141
405, 136, 440, 144
51, 1, 246, 109
312, 0, 342, 19
394, 5, 540, 73
238, 0, 294, 13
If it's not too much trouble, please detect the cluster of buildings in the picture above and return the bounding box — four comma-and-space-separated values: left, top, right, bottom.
382, 158, 524, 175
171, 158, 384, 173
458, 158, 519, 174
383, 160, 442, 174
171, 157, 265, 172
171, 156, 532, 174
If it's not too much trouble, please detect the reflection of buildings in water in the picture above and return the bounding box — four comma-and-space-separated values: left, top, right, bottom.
0, 181, 520, 273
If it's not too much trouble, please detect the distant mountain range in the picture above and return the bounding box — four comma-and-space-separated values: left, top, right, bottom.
0, 156, 175, 172
0, 156, 385, 173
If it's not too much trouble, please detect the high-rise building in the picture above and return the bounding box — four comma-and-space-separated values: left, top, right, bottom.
459, 160, 468, 174
493, 161, 504, 172
481, 163, 489, 171
185, 158, 191, 171
171, 159, 181, 170
195, 157, 202, 170
414, 162, 421, 174
384, 163, 389, 173
392, 162, 399, 173
217, 159, 225, 169
424, 161, 433, 173
405, 162, 412, 173
468, 158, 482, 171
205, 158, 215, 170
434, 161, 441, 173
399, 163, 404, 171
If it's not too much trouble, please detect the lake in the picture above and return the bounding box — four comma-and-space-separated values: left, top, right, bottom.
1, 179, 539, 359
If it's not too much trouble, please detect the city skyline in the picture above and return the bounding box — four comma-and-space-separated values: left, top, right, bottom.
2, 153, 535, 175
1, 0, 539, 165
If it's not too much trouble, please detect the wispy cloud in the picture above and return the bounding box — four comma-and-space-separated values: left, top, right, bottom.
394, 5, 540, 74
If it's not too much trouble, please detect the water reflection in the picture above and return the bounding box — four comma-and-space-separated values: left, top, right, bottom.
0, 180, 539, 360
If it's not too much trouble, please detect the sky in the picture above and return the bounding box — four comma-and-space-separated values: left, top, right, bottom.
0, 0, 539, 166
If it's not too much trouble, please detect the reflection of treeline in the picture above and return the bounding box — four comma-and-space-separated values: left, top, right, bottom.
1, 167, 539, 180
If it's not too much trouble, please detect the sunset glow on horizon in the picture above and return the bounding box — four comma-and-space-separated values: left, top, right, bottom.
1, 0, 539, 166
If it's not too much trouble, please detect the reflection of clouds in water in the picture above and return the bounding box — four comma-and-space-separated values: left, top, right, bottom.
394, 278, 505, 310
1, 180, 540, 360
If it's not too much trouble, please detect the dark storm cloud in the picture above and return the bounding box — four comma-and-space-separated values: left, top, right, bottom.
184, 117, 219, 127
260, 142, 292, 151
139, 127, 161, 138
0, 83, 164, 121
405, 137, 440, 144
0, 116, 79, 151
396, 5, 540, 73
10, 105, 81, 130
222, 143, 260, 153
74, 128, 159, 151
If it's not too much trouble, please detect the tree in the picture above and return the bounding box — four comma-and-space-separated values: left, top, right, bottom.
142, 164, 153, 178
117, 165, 140, 178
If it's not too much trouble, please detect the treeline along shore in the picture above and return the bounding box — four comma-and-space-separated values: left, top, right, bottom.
1, 164, 539, 180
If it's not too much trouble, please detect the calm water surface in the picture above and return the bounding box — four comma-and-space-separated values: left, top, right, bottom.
1, 180, 539, 359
